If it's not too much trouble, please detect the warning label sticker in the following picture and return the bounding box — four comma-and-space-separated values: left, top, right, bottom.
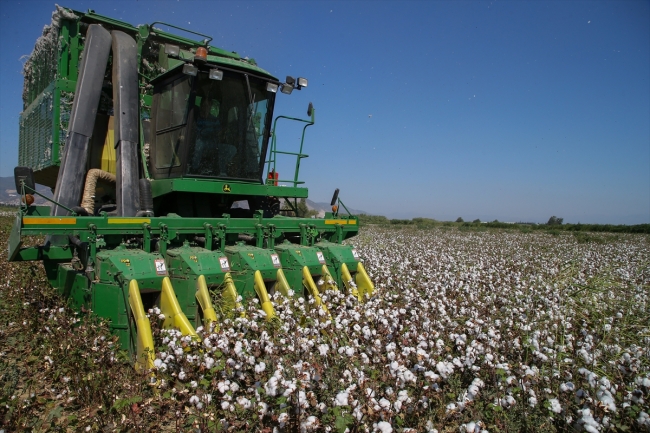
316, 251, 326, 264
351, 249, 360, 259
219, 257, 230, 272
271, 254, 281, 268
154, 259, 168, 275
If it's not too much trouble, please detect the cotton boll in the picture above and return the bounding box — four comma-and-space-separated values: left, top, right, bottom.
334, 391, 349, 406
373, 421, 393, 433
548, 398, 562, 413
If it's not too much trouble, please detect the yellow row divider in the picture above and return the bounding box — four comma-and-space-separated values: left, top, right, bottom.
253, 270, 276, 319
195, 275, 218, 330
161, 277, 197, 338
127, 279, 155, 372
222, 272, 246, 317
341, 262, 375, 302
340, 263, 359, 300
275, 268, 292, 297
355, 262, 375, 299
302, 266, 330, 316
320, 265, 339, 292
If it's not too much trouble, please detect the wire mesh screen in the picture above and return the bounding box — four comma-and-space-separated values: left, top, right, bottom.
19, 90, 54, 171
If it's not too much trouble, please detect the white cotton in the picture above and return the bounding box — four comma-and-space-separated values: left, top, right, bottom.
334, 391, 349, 406
560, 382, 575, 392
637, 411, 650, 426
436, 361, 454, 379
258, 401, 269, 416
236, 396, 252, 409
463, 421, 477, 433
425, 371, 440, 382
373, 421, 393, 433
264, 376, 279, 397
596, 388, 616, 412
217, 381, 229, 393
577, 408, 601, 433
548, 398, 562, 413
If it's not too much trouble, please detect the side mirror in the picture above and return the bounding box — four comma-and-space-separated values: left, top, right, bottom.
330, 188, 340, 206
14, 166, 35, 192
307, 102, 314, 117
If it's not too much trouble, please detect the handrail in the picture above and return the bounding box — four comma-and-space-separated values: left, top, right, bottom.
149, 21, 213, 45
267, 108, 315, 188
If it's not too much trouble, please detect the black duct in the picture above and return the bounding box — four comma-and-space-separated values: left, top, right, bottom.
51, 24, 111, 219
111, 30, 140, 217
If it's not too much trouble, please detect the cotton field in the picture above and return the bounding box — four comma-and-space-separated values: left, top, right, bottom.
1, 222, 649, 432
145, 226, 650, 432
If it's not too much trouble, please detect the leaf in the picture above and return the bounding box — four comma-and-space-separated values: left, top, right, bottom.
335, 414, 353, 433
46, 405, 64, 423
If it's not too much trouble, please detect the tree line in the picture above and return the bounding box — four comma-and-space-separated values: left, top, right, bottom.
356, 214, 650, 234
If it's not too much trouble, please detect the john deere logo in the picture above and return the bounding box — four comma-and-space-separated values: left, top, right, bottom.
223, 184, 231, 193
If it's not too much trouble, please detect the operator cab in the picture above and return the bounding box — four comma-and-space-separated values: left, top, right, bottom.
149, 63, 277, 183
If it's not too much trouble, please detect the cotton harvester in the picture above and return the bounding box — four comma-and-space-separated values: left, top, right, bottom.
8, 6, 374, 369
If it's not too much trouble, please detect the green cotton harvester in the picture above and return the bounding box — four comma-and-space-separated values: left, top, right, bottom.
9, 6, 374, 370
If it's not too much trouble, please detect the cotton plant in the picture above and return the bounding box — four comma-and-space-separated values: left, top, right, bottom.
129, 226, 650, 430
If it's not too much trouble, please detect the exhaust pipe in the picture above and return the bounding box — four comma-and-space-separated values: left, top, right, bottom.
111, 30, 140, 217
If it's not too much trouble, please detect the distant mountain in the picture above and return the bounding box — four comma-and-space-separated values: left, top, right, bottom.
0, 176, 52, 206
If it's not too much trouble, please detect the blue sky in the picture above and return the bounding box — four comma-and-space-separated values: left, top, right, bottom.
1, 0, 648, 224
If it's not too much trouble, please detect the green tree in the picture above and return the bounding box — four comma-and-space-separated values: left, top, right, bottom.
456, 217, 464, 223
296, 198, 318, 218
473, 219, 481, 223
547, 216, 564, 226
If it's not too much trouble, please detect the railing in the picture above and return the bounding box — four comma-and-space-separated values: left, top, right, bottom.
266, 108, 315, 188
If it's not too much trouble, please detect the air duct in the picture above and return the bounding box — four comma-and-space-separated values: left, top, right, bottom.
51, 24, 111, 218
111, 30, 140, 217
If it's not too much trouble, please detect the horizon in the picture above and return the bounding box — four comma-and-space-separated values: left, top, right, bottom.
0, 1, 648, 225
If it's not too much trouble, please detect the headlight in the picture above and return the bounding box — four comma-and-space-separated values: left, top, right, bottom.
209, 68, 223, 80
182, 64, 198, 76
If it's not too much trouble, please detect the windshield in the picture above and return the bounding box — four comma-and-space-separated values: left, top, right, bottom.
185, 70, 273, 180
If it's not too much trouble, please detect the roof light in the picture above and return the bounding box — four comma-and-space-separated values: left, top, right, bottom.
266, 82, 279, 93
164, 44, 180, 58
280, 84, 294, 95
297, 77, 308, 88
285, 76, 296, 86
209, 68, 223, 80
195, 46, 208, 62
182, 64, 198, 76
